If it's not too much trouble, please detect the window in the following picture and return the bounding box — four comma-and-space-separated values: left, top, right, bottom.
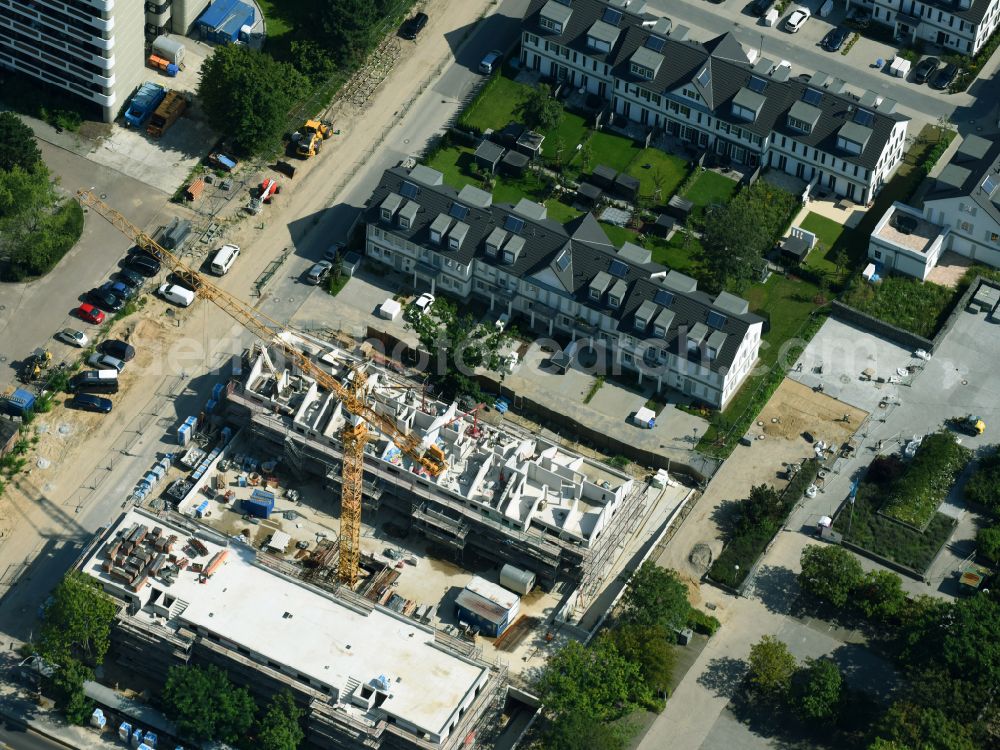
788, 116, 811, 133
608, 295, 620, 308
748, 75, 767, 93
630, 62, 652, 79
400, 181, 418, 199
960, 202, 978, 215
837, 137, 862, 155
707, 311, 727, 329
680, 105, 691, 117
430, 229, 441, 244
399, 216, 410, 229
682, 87, 698, 100
801, 88, 822, 106
959, 220, 973, 232
654, 290, 673, 306
589, 287, 601, 301
502, 250, 515, 264
539, 16, 562, 33
989, 232, 999, 242
645, 35, 666, 52
609, 259, 629, 277
603, 6, 623, 25
873, 249, 882, 259
504, 215, 525, 233
380, 208, 392, 221
448, 235, 460, 250
449, 203, 469, 220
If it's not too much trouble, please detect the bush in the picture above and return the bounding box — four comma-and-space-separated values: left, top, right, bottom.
1, 199, 84, 281
841, 276, 956, 339
977, 525, 1000, 564
881, 432, 970, 528
964, 448, 1000, 513
686, 608, 720, 636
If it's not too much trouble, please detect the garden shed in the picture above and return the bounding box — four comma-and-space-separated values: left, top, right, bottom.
614, 173, 640, 201
666, 195, 693, 221
515, 130, 545, 159
654, 213, 676, 236
576, 181, 602, 206
592, 164, 618, 190
500, 149, 529, 177
474, 140, 505, 173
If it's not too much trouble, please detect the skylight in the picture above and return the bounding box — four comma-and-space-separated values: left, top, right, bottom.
801, 88, 822, 106
654, 290, 674, 307
449, 203, 470, 220
555, 249, 571, 271
400, 181, 418, 199
696, 67, 711, 88
984, 174, 999, 195
504, 215, 525, 234
748, 75, 767, 94
707, 311, 728, 329
644, 35, 666, 53
602, 7, 623, 26
609, 259, 629, 278
853, 108, 875, 127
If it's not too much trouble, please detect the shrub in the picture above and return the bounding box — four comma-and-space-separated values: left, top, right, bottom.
686, 609, 720, 636
964, 448, 1000, 513
977, 525, 1000, 564
881, 432, 970, 528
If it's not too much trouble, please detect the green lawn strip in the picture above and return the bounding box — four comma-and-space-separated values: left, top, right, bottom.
597, 222, 637, 248
645, 232, 704, 277
425, 145, 479, 191
681, 170, 739, 208
587, 130, 641, 172
625, 148, 690, 200
257, 0, 295, 38
541, 112, 590, 160
880, 433, 970, 528
840, 276, 955, 339
833, 489, 956, 572
544, 197, 583, 224
459, 75, 533, 133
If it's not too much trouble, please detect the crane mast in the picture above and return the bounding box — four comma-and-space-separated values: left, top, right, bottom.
76, 190, 446, 587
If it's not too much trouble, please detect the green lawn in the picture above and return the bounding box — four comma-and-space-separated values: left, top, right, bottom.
544, 197, 583, 224
800, 212, 851, 280
542, 112, 590, 160
257, 0, 294, 38
682, 170, 739, 208
598, 222, 636, 248
646, 232, 703, 277
587, 130, 640, 172
625, 148, 690, 201
459, 75, 533, 133
426, 145, 478, 191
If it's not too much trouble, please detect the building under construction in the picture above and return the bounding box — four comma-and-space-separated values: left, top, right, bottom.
80, 507, 506, 750
223, 341, 649, 597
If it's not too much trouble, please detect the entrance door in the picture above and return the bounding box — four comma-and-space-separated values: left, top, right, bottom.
598, 81, 607, 98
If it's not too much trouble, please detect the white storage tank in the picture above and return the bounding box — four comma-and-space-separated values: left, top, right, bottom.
500, 564, 536, 595
152, 35, 186, 66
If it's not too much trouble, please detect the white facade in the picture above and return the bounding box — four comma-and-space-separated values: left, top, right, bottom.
850, 0, 1000, 55
923, 195, 1000, 268
868, 202, 949, 280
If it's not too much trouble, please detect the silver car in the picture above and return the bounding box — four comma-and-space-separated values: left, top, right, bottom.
56, 328, 89, 347
87, 352, 126, 373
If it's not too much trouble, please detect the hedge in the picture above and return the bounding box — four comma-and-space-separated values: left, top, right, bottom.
686, 609, 721, 636
881, 431, 970, 528
708, 459, 821, 588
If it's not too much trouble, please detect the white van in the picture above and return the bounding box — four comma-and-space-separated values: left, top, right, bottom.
158, 283, 195, 307
210, 244, 240, 275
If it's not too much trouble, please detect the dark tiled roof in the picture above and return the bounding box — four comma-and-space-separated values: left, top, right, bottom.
523, 0, 908, 171
924, 135, 1000, 226
366, 167, 761, 373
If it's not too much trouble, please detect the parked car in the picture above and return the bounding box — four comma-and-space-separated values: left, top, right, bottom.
116, 267, 145, 293
479, 50, 502, 75
77, 303, 105, 324
412, 292, 436, 315
125, 253, 161, 277
748, 0, 774, 16
785, 7, 811, 32
913, 57, 940, 84
55, 328, 89, 347
100, 339, 136, 362
400, 12, 428, 39
70, 393, 113, 414
930, 62, 958, 90
101, 280, 136, 301
821, 27, 850, 52
305, 260, 333, 285
88, 352, 126, 373
86, 287, 124, 313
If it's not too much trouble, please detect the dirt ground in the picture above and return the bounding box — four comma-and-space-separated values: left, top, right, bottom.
654, 378, 869, 596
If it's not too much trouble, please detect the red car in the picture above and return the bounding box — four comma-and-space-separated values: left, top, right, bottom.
78, 303, 106, 324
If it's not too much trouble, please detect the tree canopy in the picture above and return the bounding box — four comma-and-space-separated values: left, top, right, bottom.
855, 569, 906, 621
747, 635, 797, 696
964, 448, 1000, 512
535, 639, 649, 721
257, 690, 305, 750
0, 112, 42, 172
792, 658, 842, 722
162, 664, 255, 744
977, 525, 1000, 564
518, 84, 563, 132
542, 711, 631, 750
798, 544, 864, 608
600, 623, 676, 701
38, 571, 118, 667
198, 45, 307, 155
619, 562, 690, 631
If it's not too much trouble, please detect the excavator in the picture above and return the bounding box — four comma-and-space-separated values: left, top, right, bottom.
294, 119, 333, 159
75, 190, 445, 587
18, 348, 52, 383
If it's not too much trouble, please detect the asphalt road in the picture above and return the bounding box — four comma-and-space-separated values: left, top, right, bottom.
0, 720, 67, 750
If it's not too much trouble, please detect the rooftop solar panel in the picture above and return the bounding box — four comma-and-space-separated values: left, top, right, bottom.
449, 203, 470, 220
802, 88, 822, 106
504, 215, 525, 234
609, 259, 629, 278
400, 181, 418, 199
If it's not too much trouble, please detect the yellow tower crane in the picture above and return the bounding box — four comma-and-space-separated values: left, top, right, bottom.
76, 190, 447, 586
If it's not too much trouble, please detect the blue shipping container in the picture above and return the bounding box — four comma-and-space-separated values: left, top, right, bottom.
241, 495, 273, 519
124, 82, 166, 127
3, 387, 36, 415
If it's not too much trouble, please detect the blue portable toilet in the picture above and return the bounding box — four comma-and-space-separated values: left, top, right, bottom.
119, 721, 131, 742
212, 382, 225, 400
132, 727, 144, 747
143, 730, 158, 747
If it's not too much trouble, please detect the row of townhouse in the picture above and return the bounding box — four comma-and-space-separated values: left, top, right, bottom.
364, 164, 764, 410
521, 0, 910, 205
848, 0, 1000, 56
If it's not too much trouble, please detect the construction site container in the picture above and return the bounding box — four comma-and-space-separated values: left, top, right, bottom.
500, 564, 536, 595
90, 708, 106, 728
124, 82, 167, 128
242, 488, 274, 518
147, 90, 187, 137
152, 35, 185, 65
2, 387, 35, 416
119, 722, 132, 741
144, 730, 158, 747
132, 727, 144, 746
147, 54, 179, 77
197, 0, 256, 44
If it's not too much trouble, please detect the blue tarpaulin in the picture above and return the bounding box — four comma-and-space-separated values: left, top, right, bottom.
197, 0, 255, 43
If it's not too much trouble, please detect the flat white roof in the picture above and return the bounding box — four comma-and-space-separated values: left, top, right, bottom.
465, 576, 519, 611
82, 510, 487, 739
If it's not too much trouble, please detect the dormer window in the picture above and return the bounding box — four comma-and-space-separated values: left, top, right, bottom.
630, 63, 653, 80
502, 250, 515, 264
447, 221, 468, 251
589, 287, 601, 301
539, 16, 562, 33
399, 216, 410, 229
731, 87, 765, 123
538, 0, 572, 34
634, 316, 646, 330
380, 208, 392, 221
608, 295, 620, 309
837, 137, 862, 155
788, 117, 811, 133
653, 325, 666, 338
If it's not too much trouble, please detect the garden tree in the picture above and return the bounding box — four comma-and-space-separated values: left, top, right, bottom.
965, 448, 1000, 512
977, 525, 1000, 564
257, 690, 305, 750
877, 701, 977, 750
198, 45, 307, 155
37, 571, 118, 667
162, 664, 256, 744
798, 544, 864, 608
935, 594, 1000, 685
303, 0, 390, 67
286, 39, 337, 84
535, 639, 650, 721
731, 484, 783, 536
907, 668, 982, 725
699, 181, 796, 292
791, 658, 842, 722
895, 594, 951, 663
405, 296, 508, 399
867, 741, 910, 750
619, 562, 690, 631
0, 112, 42, 172
600, 623, 676, 700
46, 657, 94, 725
518, 84, 563, 132
855, 570, 906, 621
543, 711, 631, 750
747, 635, 797, 696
